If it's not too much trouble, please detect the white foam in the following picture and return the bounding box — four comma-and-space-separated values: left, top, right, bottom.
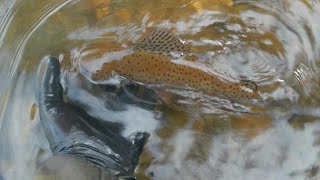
65, 72, 160, 137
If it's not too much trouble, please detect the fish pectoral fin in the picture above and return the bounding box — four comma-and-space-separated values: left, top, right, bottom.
134, 28, 190, 55
240, 80, 258, 91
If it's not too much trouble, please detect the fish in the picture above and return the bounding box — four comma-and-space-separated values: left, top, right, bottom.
85, 29, 262, 102
38, 57, 148, 179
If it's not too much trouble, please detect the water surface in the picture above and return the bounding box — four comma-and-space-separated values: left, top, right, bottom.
1, 0, 320, 180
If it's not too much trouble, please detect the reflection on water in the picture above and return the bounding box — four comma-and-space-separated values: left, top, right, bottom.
1, 0, 320, 179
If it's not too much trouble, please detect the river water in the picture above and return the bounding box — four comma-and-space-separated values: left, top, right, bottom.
1, 0, 320, 180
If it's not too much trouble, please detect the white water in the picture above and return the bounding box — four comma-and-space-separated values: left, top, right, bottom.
1, 0, 320, 180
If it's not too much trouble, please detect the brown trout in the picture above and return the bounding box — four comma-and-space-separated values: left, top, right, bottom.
84, 29, 261, 102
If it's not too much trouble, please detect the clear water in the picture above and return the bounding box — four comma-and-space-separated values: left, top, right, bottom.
1, 0, 320, 180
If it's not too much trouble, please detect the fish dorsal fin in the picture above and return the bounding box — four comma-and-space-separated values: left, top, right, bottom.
134, 29, 190, 55
240, 80, 258, 91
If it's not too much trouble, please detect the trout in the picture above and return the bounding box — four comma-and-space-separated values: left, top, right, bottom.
83, 29, 261, 102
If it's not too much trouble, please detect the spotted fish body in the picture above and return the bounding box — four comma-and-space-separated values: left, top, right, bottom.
89, 29, 261, 102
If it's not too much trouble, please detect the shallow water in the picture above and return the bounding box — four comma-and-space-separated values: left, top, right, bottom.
1, 0, 320, 180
